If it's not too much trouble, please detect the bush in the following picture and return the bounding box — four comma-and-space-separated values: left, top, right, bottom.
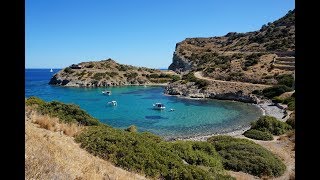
287, 100, 295, 111
251, 116, 292, 135
170, 75, 181, 82
207, 136, 286, 177
182, 72, 209, 89
275, 74, 294, 87
195, 79, 210, 89
25, 96, 46, 106
92, 73, 105, 80
64, 67, 74, 74
243, 129, 274, 141
75, 126, 231, 179
243, 53, 262, 67
26, 97, 100, 126
261, 85, 292, 99
182, 72, 197, 82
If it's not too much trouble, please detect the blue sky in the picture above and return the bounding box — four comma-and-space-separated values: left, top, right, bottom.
26, 0, 294, 69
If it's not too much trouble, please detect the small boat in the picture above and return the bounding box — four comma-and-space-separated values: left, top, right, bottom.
153, 103, 165, 110
50, 68, 53, 72
102, 90, 112, 95
107, 100, 117, 106
169, 108, 175, 112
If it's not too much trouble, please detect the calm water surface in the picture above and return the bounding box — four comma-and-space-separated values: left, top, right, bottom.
25, 69, 262, 138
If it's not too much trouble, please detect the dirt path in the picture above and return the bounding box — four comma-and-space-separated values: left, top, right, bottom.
194, 71, 271, 88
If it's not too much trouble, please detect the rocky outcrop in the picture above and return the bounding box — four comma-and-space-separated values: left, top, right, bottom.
164, 82, 261, 103
168, 51, 192, 72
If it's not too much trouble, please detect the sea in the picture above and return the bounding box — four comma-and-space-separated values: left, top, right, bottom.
25, 68, 262, 139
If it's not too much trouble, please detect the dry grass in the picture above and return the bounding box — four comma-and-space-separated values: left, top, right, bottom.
29, 109, 83, 137
25, 106, 146, 180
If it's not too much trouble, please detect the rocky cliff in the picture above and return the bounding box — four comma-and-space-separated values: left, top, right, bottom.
168, 10, 295, 83
165, 10, 295, 102
49, 59, 179, 87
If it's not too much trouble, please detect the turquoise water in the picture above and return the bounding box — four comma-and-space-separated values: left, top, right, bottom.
26, 69, 262, 139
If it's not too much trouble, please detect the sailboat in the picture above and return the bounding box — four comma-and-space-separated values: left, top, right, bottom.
50, 68, 53, 72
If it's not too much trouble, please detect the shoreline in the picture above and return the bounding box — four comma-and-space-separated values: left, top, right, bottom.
162, 95, 287, 141
51, 83, 287, 141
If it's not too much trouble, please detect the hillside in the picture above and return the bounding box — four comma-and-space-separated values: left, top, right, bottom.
25, 105, 146, 180
166, 10, 295, 102
168, 10, 295, 84
49, 59, 180, 87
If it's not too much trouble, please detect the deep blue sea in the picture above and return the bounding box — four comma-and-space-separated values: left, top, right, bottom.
25, 69, 262, 139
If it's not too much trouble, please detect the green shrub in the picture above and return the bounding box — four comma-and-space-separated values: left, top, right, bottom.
272, 96, 284, 103
25, 96, 46, 106
170, 75, 181, 82
195, 79, 210, 89
243, 129, 274, 141
182, 72, 209, 88
125, 125, 137, 133
26, 97, 100, 126
75, 126, 231, 179
92, 73, 105, 80
261, 85, 292, 99
207, 135, 286, 177
251, 116, 292, 135
275, 74, 294, 87
125, 72, 138, 79
64, 67, 74, 74
243, 53, 262, 67
287, 101, 295, 111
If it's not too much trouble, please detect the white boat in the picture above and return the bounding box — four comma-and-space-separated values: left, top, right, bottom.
102, 90, 112, 95
107, 100, 117, 106
153, 103, 165, 110
50, 68, 53, 72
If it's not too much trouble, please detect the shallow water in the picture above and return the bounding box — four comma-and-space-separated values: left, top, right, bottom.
25, 69, 262, 138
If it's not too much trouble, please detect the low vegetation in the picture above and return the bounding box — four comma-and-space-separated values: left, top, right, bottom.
250, 116, 292, 135
253, 85, 292, 99
272, 96, 295, 111
207, 136, 286, 177
286, 111, 295, 128
243, 129, 274, 141
182, 72, 210, 89
275, 74, 294, 88
75, 125, 232, 179
26, 96, 100, 126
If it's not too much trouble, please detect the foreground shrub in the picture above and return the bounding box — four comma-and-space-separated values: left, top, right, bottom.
75, 126, 232, 179
26, 96, 46, 106
251, 116, 292, 135
26, 97, 100, 126
207, 136, 286, 177
243, 129, 274, 140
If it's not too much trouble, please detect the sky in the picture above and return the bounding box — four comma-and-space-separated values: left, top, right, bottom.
26, 0, 295, 69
